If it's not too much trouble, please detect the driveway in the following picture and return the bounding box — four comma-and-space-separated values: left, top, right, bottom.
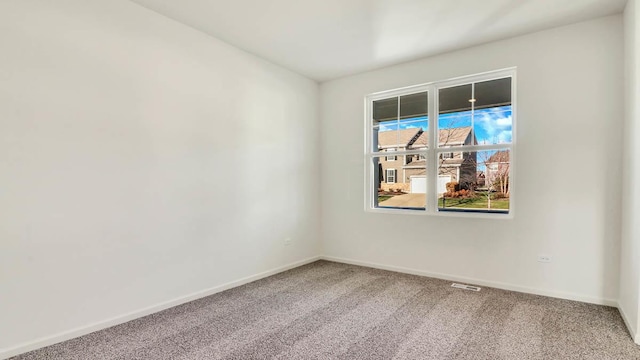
379, 193, 425, 207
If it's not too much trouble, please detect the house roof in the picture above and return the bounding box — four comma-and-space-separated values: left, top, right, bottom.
413, 126, 472, 147
377, 126, 472, 149
487, 150, 509, 163
403, 159, 426, 168
377, 128, 422, 148
402, 159, 464, 169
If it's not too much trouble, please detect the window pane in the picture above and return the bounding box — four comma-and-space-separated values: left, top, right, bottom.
438, 114, 473, 148
439, 84, 472, 114
439, 84, 473, 148
400, 92, 429, 150
472, 105, 512, 145
376, 123, 426, 153
373, 156, 426, 211
374, 93, 429, 152
473, 78, 512, 145
474, 78, 511, 109
437, 150, 510, 213
400, 92, 428, 119
373, 97, 398, 122
373, 97, 398, 152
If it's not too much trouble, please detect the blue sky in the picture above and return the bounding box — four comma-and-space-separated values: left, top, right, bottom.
378, 105, 512, 145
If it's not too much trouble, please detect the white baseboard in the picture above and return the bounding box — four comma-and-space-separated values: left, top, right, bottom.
618, 303, 640, 345
0, 256, 321, 360
321, 255, 618, 307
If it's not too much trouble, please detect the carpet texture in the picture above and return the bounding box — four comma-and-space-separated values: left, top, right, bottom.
13, 261, 640, 359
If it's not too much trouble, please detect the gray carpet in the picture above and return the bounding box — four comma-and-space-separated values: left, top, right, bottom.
13, 260, 640, 359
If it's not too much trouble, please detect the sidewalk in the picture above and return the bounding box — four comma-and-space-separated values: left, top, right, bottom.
379, 193, 425, 207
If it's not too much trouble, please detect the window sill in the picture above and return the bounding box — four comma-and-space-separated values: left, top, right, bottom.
365, 206, 513, 219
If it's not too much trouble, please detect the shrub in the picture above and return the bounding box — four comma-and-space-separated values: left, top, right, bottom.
443, 188, 476, 199
492, 192, 508, 199
446, 181, 459, 193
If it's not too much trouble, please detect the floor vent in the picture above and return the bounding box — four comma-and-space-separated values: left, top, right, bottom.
451, 283, 481, 291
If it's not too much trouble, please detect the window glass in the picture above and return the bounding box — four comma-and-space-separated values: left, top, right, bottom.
386, 169, 396, 183
374, 93, 429, 153
473, 78, 512, 145
438, 84, 473, 148
372, 156, 426, 211
438, 150, 510, 213
439, 84, 473, 114
373, 97, 398, 152
399, 92, 429, 148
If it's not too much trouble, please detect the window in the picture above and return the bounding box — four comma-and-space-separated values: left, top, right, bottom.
386, 148, 397, 161
365, 69, 515, 216
386, 169, 396, 183
404, 154, 416, 165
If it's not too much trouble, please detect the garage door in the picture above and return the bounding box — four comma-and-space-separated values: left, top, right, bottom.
410, 176, 426, 193
438, 175, 451, 194
410, 175, 452, 194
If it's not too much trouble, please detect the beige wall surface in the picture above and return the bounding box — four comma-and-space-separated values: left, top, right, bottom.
619, 0, 640, 344
0, 0, 321, 354
321, 15, 624, 307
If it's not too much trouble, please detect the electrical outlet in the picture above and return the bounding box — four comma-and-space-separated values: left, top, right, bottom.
537, 254, 552, 263
284, 237, 292, 246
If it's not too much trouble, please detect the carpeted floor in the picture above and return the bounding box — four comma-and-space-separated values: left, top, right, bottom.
13, 260, 640, 359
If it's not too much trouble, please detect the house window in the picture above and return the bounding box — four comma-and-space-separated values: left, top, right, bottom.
386, 169, 396, 183
366, 68, 515, 216
404, 154, 416, 165
386, 148, 397, 161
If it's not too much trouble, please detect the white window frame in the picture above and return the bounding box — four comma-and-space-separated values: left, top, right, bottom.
364, 68, 516, 218
386, 169, 396, 183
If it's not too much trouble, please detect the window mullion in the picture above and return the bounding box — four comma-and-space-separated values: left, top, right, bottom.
471, 82, 475, 146
427, 86, 438, 212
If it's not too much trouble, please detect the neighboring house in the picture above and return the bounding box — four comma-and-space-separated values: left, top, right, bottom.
485, 150, 510, 194
476, 171, 486, 187
377, 126, 477, 193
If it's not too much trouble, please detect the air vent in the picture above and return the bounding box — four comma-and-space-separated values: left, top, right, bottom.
451, 283, 481, 291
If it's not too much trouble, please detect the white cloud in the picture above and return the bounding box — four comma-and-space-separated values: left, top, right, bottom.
475, 108, 512, 144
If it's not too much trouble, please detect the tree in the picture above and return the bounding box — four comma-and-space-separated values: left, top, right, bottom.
439, 148, 510, 210
484, 150, 510, 195
475, 150, 510, 210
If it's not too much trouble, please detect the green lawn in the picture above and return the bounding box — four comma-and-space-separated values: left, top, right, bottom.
439, 194, 509, 210
378, 195, 393, 202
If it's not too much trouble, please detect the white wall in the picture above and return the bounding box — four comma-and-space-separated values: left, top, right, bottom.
0, 0, 320, 354
321, 16, 623, 305
620, 0, 640, 343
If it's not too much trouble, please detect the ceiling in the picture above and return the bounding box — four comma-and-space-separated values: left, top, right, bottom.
130, 0, 627, 82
